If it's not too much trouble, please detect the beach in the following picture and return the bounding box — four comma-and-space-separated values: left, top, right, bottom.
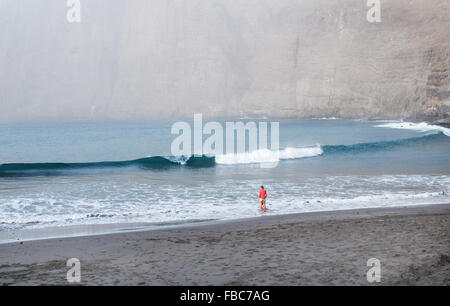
1, 204, 449, 286
1, 0, 449, 290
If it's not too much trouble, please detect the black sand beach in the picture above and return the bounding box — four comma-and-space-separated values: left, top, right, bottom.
0, 204, 449, 285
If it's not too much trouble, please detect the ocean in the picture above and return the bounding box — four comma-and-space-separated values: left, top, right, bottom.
1, 119, 449, 238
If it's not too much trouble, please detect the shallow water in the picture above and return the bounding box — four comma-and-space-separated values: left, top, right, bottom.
1, 119, 449, 232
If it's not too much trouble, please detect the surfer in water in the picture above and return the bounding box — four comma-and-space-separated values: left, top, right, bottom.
259, 185, 267, 212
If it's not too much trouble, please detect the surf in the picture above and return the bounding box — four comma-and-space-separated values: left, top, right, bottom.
0, 132, 447, 177
375, 121, 450, 137
215, 146, 323, 165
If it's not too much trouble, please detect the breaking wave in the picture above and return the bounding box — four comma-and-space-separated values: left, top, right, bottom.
0, 132, 447, 176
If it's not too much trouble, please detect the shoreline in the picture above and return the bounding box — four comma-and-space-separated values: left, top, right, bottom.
1, 203, 449, 285
1, 203, 449, 245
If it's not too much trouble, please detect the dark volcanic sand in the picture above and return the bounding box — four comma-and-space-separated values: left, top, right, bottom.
0, 204, 449, 285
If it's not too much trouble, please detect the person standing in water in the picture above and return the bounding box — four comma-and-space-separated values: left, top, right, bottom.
259, 185, 267, 212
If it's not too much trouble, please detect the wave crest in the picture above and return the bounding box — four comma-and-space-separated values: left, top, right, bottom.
375, 121, 450, 137
0, 132, 446, 176
215, 146, 323, 165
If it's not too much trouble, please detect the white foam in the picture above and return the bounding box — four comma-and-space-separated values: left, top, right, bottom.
375, 121, 450, 137
312, 117, 339, 120
215, 146, 323, 165
1, 175, 449, 236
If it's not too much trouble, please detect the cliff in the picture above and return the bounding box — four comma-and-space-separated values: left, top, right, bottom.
0, 0, 449, 122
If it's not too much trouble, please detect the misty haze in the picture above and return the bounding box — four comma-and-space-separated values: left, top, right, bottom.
1, 0, 448, 122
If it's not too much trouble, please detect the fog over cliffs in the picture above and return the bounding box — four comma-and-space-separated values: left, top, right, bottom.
0, 0, 449, 122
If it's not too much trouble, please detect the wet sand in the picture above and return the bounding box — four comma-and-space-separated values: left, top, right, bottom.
1, 204, 449, 285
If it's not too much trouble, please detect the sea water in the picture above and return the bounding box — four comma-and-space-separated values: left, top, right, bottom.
0, 119, 449, 236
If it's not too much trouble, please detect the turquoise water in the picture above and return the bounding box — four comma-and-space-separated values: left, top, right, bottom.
0, 119, 449, 232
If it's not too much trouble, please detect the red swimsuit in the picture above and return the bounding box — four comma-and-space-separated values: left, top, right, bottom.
259, 189, 267, 199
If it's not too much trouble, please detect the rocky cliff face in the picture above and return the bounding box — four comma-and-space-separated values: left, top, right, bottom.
423, 49, 450, 125
0, 0, 449, 122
